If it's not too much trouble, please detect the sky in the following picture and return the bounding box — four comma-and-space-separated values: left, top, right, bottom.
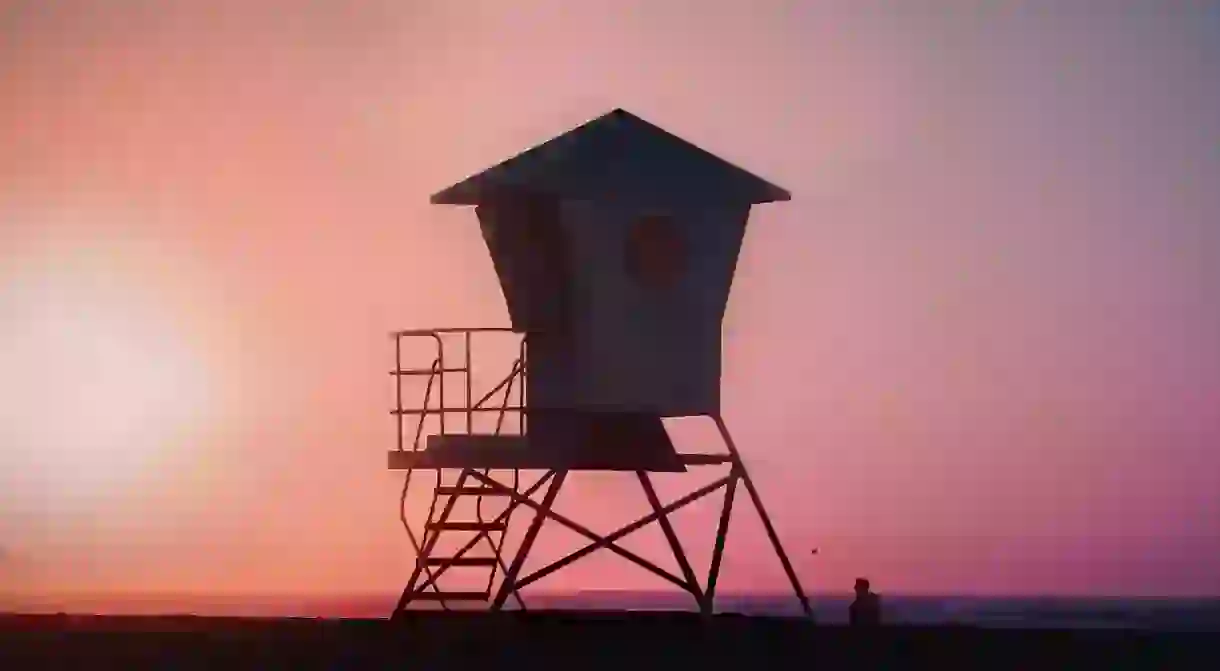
1, 0, 1219, 603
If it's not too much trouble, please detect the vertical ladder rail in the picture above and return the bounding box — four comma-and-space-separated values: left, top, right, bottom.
392, 363, 446, 614
394, 345, 446, 612
465, 330, 473, 435
393, 330, 452, 610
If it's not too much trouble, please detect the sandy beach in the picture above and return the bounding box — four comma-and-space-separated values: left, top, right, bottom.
2, 610, 1214, 669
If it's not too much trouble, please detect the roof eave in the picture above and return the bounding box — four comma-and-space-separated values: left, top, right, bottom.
758, 183, 792, 204
431, 179, 564, 206
431, 184, 793, 207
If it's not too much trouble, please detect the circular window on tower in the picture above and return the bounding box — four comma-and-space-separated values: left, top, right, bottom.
625, 213, 686, 290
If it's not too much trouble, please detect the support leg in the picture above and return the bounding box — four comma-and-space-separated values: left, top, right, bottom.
713, 415, 813, 619
704, 469, 738, 615
637, 471, 705, 608
491, 470, 566, 610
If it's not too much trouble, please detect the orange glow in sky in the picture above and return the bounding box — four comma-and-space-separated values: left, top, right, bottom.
2, 1, 1219, 603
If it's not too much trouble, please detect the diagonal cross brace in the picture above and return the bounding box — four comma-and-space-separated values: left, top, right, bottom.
491, 471, 566, 608
473, 471, 735, 596
638, 471, 706, 608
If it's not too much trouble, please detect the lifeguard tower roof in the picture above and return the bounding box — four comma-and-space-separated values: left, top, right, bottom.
431, 108, 791, 208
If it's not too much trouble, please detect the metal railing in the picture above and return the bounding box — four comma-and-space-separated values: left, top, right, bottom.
391, 327, 527, 451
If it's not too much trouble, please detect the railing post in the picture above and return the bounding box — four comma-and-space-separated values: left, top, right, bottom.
520, 335, 528, 435
394, 334, 403, 453
437, 335, 445, 436
465, 330, 473, 435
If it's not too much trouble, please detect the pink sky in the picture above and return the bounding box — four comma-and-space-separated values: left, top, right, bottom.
2, 1, 1219, 602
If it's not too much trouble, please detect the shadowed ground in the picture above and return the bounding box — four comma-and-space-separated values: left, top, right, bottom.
1, 611, 1214, 669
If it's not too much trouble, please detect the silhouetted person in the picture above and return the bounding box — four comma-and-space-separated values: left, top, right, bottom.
849, 578, 881, 626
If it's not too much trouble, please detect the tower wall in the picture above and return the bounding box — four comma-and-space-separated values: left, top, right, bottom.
477, 197, 750, 417
563, 200, 749, 416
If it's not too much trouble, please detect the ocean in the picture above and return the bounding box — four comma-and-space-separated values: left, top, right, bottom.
539, 592, 1220, 631
4, 591, 1218, 631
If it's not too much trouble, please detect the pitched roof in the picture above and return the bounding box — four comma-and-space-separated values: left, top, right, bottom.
431, 109, 791, 207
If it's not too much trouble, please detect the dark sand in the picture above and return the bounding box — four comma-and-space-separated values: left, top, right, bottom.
1, 611, 1214, 669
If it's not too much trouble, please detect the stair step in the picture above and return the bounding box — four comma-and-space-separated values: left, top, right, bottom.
426, 521, 507, 532
409, 591, 490, 602
419, 556, 498, 567
435, 486, 512, 497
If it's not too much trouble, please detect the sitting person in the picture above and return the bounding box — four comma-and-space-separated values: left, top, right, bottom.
849, 578, 881, 626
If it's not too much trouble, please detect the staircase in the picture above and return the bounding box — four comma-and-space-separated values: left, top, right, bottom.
399, 468, 520, 606
390, 329, 528, 611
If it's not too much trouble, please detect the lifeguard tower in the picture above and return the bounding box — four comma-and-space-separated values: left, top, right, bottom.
388, 109, 810, 617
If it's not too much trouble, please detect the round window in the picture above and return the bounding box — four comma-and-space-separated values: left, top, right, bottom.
625, 213, 686, 289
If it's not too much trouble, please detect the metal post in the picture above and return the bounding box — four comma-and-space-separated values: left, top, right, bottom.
712, 415, 812, 619
465, 330, 472, 434
519, 335, 528, 436
705, 469, 737, 615
394, 335, 403, 453
437, 335, 445, 436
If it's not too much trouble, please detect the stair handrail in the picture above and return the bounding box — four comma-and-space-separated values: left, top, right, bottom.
398, 356, 446, 604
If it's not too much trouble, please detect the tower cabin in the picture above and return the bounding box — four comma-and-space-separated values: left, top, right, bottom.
392, 109, 789, 473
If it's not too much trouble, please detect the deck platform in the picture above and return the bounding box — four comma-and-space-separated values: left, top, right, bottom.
386, 434, 707, 472
387, 436, 731, 472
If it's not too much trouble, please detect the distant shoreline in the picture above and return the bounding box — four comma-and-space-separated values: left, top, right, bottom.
3, 591, 1217, 631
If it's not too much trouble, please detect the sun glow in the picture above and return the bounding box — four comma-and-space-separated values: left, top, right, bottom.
0, 237, 214, 506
